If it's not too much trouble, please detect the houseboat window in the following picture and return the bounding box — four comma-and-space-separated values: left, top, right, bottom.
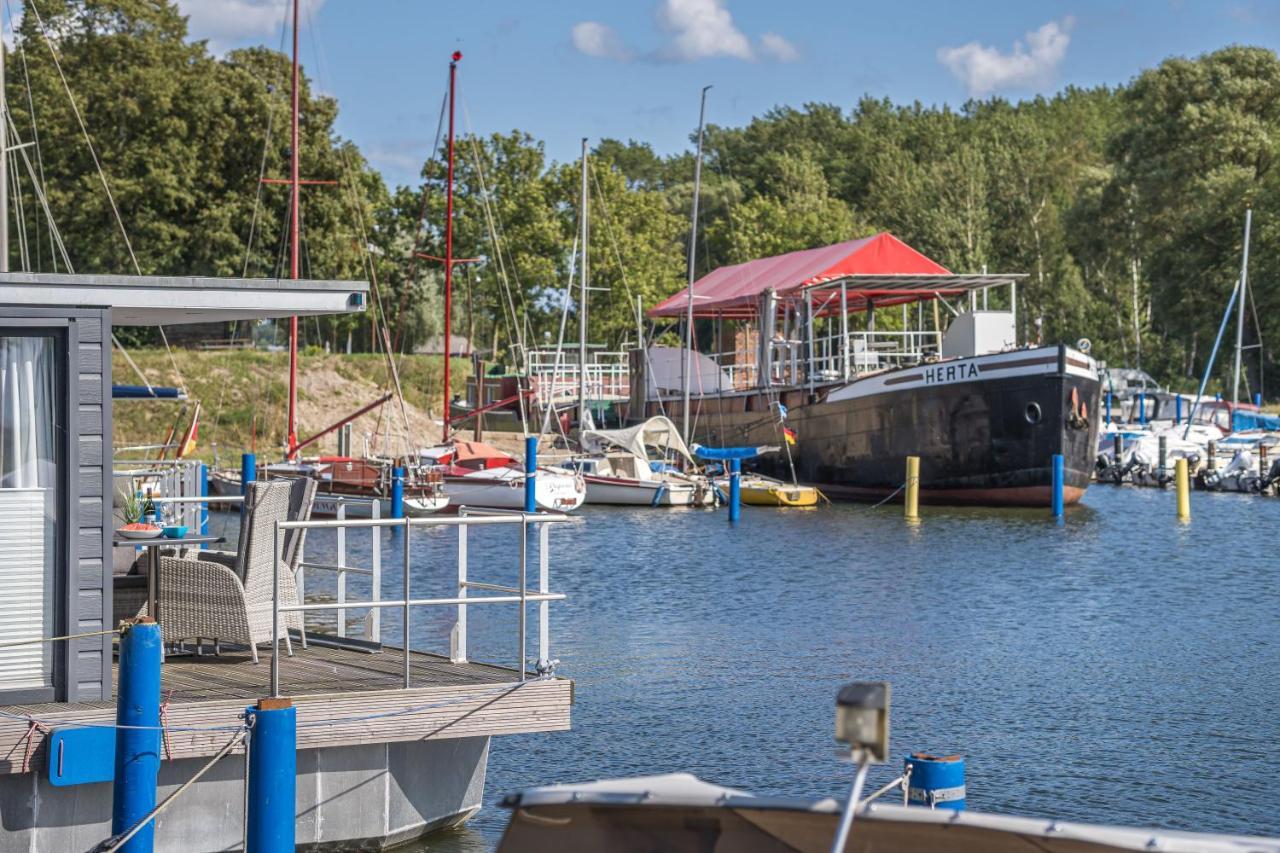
0, 335, 58, 693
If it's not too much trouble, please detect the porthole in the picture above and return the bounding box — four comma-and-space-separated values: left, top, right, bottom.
1025, 402, 1043, 424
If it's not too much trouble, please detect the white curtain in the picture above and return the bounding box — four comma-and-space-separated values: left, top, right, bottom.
0, 336, 56, 692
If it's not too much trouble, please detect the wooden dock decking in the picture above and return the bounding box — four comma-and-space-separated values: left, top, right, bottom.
0, 643, 572, 775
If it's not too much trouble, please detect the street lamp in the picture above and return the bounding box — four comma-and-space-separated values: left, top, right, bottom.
830, 681, 890, 853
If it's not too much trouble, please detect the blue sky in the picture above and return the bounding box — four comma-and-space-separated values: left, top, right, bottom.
172, 0, 1280, 189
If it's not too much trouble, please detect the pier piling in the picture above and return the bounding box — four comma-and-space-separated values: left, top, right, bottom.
245, 698, 297, 852
241, 452, 256, 522
1175, 394, 1183, 425
1158, 435, 1168, 481
728, 458, 741, 523
1105, 391, 1112, 425
390, 467, 405, 519
112, 619, 162, 853
904, 456, 920, 520
1207, 440, 1217, 471
905, 753, 966, 811
1176, 458, 1191, 521
1051, 454, 1065, 519
524, 436, 537, 513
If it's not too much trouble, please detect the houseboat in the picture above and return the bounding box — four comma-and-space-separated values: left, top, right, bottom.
640, 234, 1102, 507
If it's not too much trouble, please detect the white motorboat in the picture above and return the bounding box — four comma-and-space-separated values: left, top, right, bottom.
420, 442, 586, 512
555, 416, 717, 507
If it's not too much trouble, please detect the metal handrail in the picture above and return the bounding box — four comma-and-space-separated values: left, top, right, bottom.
269, 510, 573, 697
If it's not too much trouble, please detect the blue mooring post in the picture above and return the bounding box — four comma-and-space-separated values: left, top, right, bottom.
112, 619, 162, 852
390, 467, 405, 519
1051, 454, 1065, 519
1104, 391, 1112, 425
1256, 392, 1264, 408
245, 699, 297, 852
199, 463, 209, 546
240, 452, 256, 523
524, 436, 537, 513
1138, 392, 1146, 425
905, 753, 966, 811
1175, 395, 1183, 425
728, 458, 741, 523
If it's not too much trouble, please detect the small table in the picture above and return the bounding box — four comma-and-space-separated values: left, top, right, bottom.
112, 534, 225, 626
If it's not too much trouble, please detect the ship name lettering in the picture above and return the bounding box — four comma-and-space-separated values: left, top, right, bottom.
922, 363, 979, 384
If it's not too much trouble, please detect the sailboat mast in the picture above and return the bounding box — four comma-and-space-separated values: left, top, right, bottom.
0, 37, 7, 273
286, 0, 301, 459
442, 51, 461, 443
682, 85, 710, 444
578, 138, 588, 429
1231, 207, 1252, 407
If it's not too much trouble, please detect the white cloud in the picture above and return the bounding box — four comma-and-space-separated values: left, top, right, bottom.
937, 17, 1074, 96
176, 0, 324, 53
655, 0, 753, 61
571, 21, 633, 61
759, 32, 798, 63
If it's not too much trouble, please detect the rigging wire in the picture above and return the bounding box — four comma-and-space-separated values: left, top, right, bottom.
26, 0, 189, 395
587, 158, 669, 421
7, 0, 55, 271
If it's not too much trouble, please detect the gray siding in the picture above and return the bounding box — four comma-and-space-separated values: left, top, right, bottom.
69, 310, 111, 702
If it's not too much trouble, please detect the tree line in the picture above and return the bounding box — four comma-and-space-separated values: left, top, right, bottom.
8, 1, 1276, 397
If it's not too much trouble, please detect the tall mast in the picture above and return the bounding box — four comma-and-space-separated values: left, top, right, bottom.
442, 51, 461, 443
578, 138, 589, 430
285, 0, 301, 458
0, 38, 7, 273
1231, 207, 1252, 407
682, 86, 710, 444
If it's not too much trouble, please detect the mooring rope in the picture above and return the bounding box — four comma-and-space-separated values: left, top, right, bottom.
0, 627, 119, 650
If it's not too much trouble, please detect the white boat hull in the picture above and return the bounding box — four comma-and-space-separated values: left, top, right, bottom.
444, 468, 585, 512
581, 476, 698, 506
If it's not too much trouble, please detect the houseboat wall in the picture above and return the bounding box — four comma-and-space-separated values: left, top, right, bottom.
0, 736, 489, 851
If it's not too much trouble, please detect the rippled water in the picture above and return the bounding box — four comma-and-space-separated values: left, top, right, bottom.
273, 484, 1280, 850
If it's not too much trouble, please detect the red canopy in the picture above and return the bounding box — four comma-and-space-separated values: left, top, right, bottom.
649, 233, 951, 319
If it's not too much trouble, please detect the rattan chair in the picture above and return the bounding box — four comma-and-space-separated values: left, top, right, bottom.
146, 480, 303, 662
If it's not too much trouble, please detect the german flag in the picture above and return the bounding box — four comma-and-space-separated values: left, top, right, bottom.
782, 427, 797, 446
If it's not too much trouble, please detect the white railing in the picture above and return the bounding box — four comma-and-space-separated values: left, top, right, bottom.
269, 508, 575, 697
702, 329, 941, 392
527, 349, 630, 403
295, 496, 382, 642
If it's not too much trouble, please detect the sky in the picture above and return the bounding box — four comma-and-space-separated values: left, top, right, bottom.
168, 0, 1280, 189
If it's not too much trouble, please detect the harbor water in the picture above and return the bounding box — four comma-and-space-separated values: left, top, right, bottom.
260, 485, 1280, 850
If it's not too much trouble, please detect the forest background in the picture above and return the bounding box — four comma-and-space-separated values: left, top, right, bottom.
10, 0, 1278, 397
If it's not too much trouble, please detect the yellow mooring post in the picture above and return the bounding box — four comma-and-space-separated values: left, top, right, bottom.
1175, 457, 1191, 521
905, 456, 920, 520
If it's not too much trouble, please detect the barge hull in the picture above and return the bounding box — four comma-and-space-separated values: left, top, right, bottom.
657, 345, 1100, 507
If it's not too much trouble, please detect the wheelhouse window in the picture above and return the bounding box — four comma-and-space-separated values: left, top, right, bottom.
0, 335, 59, 694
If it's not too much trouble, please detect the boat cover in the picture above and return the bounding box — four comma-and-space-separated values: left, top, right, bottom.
691, 443, 777, 461
112, 384, 184, 399
580, 416, 695, 464
1233, 410, 1280, 432
648, 232, 949, 319
499, 774, 1280, 853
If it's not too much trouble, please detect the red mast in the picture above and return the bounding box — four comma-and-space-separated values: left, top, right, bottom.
442, 51, 461, 443
286, 0, 301, 459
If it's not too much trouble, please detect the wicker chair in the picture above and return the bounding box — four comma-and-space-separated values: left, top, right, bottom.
147, 480, 303, 662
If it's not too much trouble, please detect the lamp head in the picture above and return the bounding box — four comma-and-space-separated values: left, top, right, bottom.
835, 681, 890, 763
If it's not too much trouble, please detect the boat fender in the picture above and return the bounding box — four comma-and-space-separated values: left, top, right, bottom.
650, 484, 666, 507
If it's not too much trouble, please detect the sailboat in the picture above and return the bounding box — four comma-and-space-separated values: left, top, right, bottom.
211, 0, 447, 517
414, 52, 584, 513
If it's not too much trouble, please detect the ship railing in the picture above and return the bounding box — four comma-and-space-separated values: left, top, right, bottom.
526, 352, 631, 404
294, 496, 383, 643
269, 507, 575, 697
808, 329, 940, 383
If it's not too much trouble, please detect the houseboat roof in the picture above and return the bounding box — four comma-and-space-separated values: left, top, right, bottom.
648, 232, 1021, 320
0, 272, 367, 325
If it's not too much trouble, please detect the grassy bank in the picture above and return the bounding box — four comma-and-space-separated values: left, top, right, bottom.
112, 349, 469, 462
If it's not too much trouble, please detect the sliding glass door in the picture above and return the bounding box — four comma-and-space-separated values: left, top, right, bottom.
0, 335, 59, 694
